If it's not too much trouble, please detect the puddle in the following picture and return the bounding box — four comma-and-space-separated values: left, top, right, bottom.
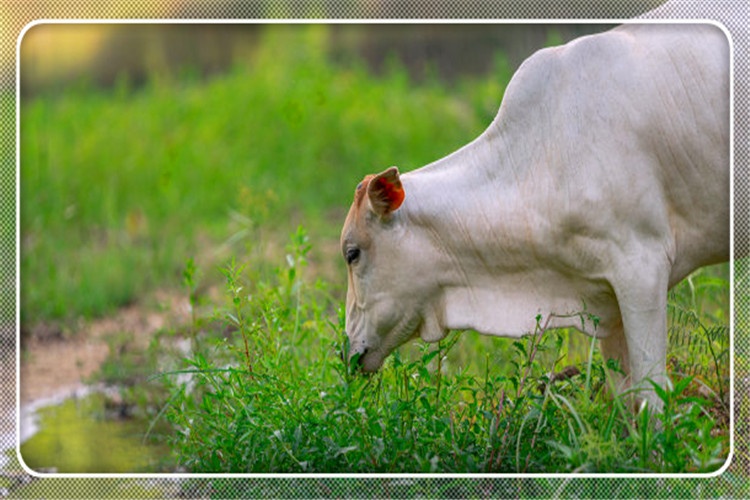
19, 389, 172, 473
15, 290, 194, 475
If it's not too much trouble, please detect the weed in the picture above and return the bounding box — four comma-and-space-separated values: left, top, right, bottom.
150, 229, 730, 475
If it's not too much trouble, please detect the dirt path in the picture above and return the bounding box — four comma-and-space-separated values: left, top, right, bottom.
18, 231, 344, 406
20, 291, 191, 405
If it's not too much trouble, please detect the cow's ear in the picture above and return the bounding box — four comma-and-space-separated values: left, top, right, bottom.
367, 166, 404, 217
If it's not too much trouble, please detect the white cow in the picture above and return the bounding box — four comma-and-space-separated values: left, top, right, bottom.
340, 23, 729, 409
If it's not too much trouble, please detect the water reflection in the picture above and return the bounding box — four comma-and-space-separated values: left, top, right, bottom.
20, 391, 171, 473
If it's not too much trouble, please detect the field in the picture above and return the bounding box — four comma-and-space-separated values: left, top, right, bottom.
19, 24, 741, 494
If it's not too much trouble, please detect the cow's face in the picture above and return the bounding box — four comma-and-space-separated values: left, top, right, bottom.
340, 167, 446, 372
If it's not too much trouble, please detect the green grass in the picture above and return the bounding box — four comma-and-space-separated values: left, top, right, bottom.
152, 233, 730, 477
20, 25, 503, 324
19, 24, 737, 495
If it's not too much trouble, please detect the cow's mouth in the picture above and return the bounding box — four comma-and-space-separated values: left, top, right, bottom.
358, 347, 385, 373
346, 344, 384, 374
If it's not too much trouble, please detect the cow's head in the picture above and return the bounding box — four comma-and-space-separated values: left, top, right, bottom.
340, 166, 448, 372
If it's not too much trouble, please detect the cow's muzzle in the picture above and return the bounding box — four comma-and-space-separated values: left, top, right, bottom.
348, 346, 368, 368
344, 341, 378, 375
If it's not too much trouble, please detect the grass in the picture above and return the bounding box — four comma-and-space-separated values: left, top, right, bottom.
21, 25, 502, 324
19, 23, 738, 496
151, 232, 731, 477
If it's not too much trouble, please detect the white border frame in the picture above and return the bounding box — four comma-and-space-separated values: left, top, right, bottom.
15, 18, 736, 480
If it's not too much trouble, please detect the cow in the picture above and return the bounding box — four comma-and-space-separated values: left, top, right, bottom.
340, 22, 730, 410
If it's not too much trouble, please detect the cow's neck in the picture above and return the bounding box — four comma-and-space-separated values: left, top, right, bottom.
402, 123, 540, 273
400, 125, 593, 337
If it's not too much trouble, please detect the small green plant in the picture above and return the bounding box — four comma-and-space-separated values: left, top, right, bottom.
645, 376, 728, 472
182, 256, 199, 336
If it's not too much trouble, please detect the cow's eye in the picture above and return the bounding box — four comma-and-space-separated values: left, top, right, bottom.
345, 247, 361, 265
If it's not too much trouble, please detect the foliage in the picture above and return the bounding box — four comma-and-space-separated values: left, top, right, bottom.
20, 25, 497, 323
153, 228, 731, 478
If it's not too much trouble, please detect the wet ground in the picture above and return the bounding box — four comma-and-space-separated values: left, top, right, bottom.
20, 290, 189, 404
10, 290, 191, 475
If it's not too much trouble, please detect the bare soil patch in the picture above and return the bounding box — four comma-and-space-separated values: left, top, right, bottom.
20, 290, 191, 405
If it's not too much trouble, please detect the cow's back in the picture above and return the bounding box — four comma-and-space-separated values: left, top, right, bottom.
493, 23, 730, 286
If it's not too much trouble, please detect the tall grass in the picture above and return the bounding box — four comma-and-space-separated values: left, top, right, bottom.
20, 25, 504, 323
153, 228, 730, 476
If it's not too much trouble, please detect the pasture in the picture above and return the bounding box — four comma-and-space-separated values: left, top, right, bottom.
19, 24, 739, 492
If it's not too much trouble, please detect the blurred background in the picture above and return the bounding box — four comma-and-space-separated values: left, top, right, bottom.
20, 23, 612, 97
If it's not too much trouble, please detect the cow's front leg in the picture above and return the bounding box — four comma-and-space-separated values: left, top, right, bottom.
613, 255, 670, 412
599, 320, 630, 392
